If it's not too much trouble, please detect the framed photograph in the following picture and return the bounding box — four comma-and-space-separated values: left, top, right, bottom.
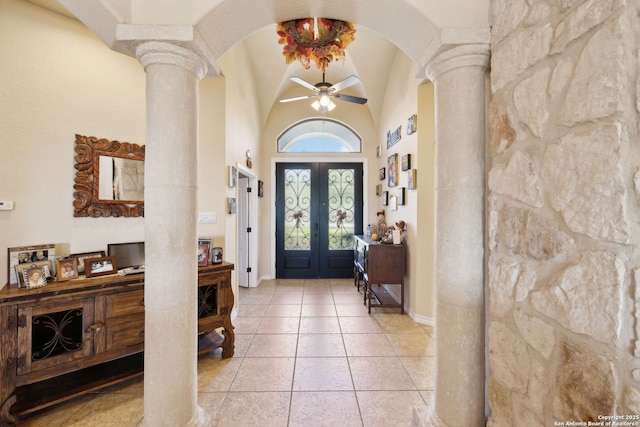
376, 184, 382, 196
198, 238, 213, 263
56, 258, 79, 281
258, 180, 264, 197
407, 114, 417, 135
8, 244, 55, 285
407, 169, 417, 190
15, 260, 53, 288
387, 153, 398, 187
22, 264, 48, 290
227, 197, 237, 214
228, 165, 237, 188
390, 195, 398, 211
70, 250, 106, 275
398, 187, 406, 205
379, 167, 386, 180
198, 243, 210, 267
401, 154, 411, 171
376, 145, 381, 158
387, 125, 401, 148
85, 256, 117, 278
382, 191, 389, 206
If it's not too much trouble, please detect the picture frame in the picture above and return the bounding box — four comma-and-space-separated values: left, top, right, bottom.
376, 145, 381, 158
258, 180, 264, 197
22, 264, 48, 290
376, 184, 382, 196
15, 260, 53, 288
85, 256, 117, 278
56, 258, 79, 281
227, 197, 237, 214
387, 153, 398, 187
387, 125, 401, 148
379, 167, 386, 180
407, 169, 417, 190
382, 191, 389, 206
228, 165, 237, 188
407, 114, 417, 135
7, 244, 55, 285
198, 242, 210, 267
390, 195, 398, 211
70, 250, 106, 275
198, 238, 213, 263
401, 154, 411, 171
398, 187, 406, 205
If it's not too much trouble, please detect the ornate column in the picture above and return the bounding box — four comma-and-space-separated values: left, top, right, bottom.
418, 43, 490, 427
135, 41, 207, 426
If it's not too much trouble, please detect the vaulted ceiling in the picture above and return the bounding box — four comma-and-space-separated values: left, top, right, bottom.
27, 0, 489, 128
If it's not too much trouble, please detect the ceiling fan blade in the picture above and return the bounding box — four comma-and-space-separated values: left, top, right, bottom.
329, 75, 360, 93
279, 95, 314, 103
290, 76, 319, 93
334, 93, 368, 104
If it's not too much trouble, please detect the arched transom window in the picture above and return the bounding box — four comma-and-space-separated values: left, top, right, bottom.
277, 118, 362, 153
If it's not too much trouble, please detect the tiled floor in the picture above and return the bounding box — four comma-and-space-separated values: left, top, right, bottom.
17, 279, 434, 426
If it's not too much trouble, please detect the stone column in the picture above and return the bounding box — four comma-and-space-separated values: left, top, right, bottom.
418, 43, 490, 427
136, 41, 207, 426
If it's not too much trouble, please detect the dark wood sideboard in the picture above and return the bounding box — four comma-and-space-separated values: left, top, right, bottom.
354, 235, 405, 314
0, 262, 234, 425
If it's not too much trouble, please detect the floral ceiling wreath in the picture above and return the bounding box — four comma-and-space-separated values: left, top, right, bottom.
276, 18, 356, 72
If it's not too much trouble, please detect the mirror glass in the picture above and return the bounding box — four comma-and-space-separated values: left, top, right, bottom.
73, 134, 145, 217
98, 156, 145, 201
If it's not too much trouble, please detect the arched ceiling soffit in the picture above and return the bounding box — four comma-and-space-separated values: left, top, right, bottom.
58, 0, 489, 70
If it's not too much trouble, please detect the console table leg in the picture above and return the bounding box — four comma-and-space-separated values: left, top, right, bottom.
1, 394, 17, 425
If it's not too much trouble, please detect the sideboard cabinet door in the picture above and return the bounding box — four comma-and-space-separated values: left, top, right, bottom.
17, 298, 95, 377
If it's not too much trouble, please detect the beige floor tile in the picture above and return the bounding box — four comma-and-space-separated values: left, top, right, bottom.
335, 303, 369, 316
293, 357, 354, 391
196, 392, 227, 425
420, 390, 435, 406
269, 293, 304, 304
256, 316, 300, 334
304, 279, 332, 287
300, 304, 337, 317
401, 357, 436, 390
296, 333, 346, 357
264, 304, 302, 317
274, 286, 304, 295
387, 333, 435, 356
357, 390, 427, 427
235, 303, 268, 318
333, 292, 366, 304
330, 278, 354, 287
375, 314, 428, 334
289, 391, 363, 427
343, 333, 396, 357
211, 391, 291, 427
302, 293, 335, 304
299, 316, 341, 333
18, 395, 94, 427
232, 316, 262, 334
245, 334, 298, 357
339, 316, 383, 334
238, 293, 273, 305
64, 393, 144, 427
232, 333, 254, 357
349, 357, 416, 390
198, 356, 242, 392
230, 357, 295, 391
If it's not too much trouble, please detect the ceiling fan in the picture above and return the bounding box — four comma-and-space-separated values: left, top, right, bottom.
279, 73, 368, 112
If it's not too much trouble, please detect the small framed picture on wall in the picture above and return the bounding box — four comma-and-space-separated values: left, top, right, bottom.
401, 154, 411, 171
382, 191, 389, 206
379, 167, 386, 180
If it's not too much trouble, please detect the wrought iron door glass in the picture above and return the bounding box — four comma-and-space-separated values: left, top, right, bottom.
327, 168, 355, 250
283, 168, 311, 250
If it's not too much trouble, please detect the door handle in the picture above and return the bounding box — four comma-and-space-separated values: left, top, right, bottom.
314, 223, 319, 238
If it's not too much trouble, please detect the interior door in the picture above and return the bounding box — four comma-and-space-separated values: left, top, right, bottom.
276, 162, 363, 278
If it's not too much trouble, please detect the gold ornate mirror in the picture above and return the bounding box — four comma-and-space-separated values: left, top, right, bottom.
73, 134, 145, 217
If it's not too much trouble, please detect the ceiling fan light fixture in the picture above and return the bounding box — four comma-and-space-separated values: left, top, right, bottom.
311, 98, 336, 113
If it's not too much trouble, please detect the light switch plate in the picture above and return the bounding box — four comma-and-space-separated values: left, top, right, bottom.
198, 212, 216, 223
0, 201, 14, 210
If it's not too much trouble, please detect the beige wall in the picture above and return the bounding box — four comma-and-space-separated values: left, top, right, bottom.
0, 0, 436, 322
0, 0, 227, 288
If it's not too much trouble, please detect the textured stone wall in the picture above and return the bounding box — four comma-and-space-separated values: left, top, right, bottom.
488, 0, 640, 425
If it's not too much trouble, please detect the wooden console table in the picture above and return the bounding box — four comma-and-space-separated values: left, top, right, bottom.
354, 235, 405, 314
0, 262, 234, 425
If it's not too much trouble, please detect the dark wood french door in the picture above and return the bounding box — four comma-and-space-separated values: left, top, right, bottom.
276, 162, 363, 278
